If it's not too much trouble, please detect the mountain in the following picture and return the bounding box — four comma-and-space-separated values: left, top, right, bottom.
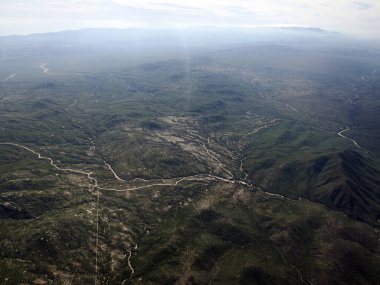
265, 150, 380, 225
1, 28, 380, 284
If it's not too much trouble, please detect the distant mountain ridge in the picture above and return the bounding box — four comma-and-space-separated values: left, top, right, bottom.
0, 26, 337, 39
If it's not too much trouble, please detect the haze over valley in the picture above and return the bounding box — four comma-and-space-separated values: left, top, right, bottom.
1, 1, 380, 284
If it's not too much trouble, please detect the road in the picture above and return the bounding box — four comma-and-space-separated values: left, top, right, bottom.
121, 246, 136, 285
0, 142, 101, 285
104, 161, 126, 182
0, 140, 301, 284
337, 126, 368, 151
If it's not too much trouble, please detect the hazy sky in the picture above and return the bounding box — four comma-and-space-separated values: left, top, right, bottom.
0, 0, 379, 37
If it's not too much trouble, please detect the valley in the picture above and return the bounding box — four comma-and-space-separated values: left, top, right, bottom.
0, 28, 380, 284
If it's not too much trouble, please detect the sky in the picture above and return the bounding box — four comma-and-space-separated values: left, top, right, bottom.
0, 0, 379, 37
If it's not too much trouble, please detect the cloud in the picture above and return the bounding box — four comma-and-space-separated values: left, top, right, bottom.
0, 0, 379, 37
156, 3, 206, 13
353, 1, 373, 10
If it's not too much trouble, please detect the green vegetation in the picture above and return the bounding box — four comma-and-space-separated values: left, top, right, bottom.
1, 34, 380, 284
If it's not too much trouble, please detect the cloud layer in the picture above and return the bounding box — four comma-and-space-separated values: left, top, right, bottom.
0, 0, 379, 37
